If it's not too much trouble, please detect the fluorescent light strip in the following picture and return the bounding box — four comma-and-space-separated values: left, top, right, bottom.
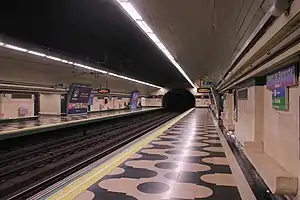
148, 33, 160, 43
60, 59, 69, 63
46, 56, 61, 61
137, 21, 152, 33
0, 42, 161, 89
108, 72, 159, 87
5, 44, 28, 52
28, 50, 46, 57
117, 1, 196, 88
120, 2, 142, 20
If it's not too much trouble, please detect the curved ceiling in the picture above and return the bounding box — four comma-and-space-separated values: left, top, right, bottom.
0, 0, 189, 88
0, 0, 272, 88
131, 0, 273, 82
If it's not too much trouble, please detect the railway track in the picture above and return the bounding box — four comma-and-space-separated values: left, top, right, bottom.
0, 110, 178, 200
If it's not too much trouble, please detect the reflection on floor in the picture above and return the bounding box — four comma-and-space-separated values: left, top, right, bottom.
75, 109, 243, 200
0, 108, 149, 133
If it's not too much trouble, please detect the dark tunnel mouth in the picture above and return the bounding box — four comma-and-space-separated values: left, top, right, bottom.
162, 89, 195, 112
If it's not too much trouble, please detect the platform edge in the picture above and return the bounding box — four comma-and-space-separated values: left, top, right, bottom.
47, 108, 194, 200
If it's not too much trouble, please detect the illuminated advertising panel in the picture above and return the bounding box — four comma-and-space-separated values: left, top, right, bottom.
129, 90, 140, 109
67, 84, 92, 115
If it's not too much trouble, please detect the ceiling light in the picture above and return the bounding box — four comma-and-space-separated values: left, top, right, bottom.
137, 21, 152, 33
74, 63, 95, 71
46, 56, 61, 61
74, 63, 108, 75
109, 72, 161, 88
28, 50, 46, 57
148, 33, 160, 43
60, 59, 69, 63
156, 42, 166, 50
0, 41, 161, 89
116, 0, 196, 88
5, 44, 28, 52
120, 2, 142, 20
95, 68, 108, 74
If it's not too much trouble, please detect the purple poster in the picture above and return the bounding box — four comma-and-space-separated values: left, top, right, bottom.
67, 85, 92, 115
267, 65, 298, 90
129, 91, 140, 109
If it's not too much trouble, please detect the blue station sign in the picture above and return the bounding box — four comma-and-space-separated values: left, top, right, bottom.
266, 65, 298, 90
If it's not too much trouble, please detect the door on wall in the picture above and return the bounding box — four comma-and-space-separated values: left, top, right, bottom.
34, 93, 39, 116
61, 94, 67, 116
233, 90, 238, 122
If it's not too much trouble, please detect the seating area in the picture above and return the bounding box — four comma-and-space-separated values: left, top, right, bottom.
244, 143, 298, 196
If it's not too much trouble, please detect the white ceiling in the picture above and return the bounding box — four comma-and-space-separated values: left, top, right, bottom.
131, 0, 273, 82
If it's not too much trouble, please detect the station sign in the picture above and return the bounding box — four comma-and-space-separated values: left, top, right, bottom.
201, 81, 215, 88
98, 88, 110, 94
197, 88, 211, 93
272, 87, 288, 110
91, 88, 110, 94
266, 65, 298, 90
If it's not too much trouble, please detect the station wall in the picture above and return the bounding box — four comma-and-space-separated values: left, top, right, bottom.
89, 97, 161, 112
90, 97, 130, 111
39, 94, 61, 115
263, 84, 299, 176
229, 84, 299, 176
222, 81, 300, 198
0, 93, 35, 119
145, 98, 162, 107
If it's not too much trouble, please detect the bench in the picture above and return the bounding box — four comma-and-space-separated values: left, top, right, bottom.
244, 142, 298, 196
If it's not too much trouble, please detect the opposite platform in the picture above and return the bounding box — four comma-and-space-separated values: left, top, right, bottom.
46, 108, 254, 200
0, 107, 161, 140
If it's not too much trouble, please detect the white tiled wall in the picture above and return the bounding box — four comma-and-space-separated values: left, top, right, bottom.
229, 84, 300, 198
0, 93, 35, 119
39, 93, 61, 115
263, 85, 299, 176
234, 87, 256, 144
145, 98, 162, 107
90, 97, 130, 111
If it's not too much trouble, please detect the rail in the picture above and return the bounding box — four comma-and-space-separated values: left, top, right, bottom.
0, 110, 179, 199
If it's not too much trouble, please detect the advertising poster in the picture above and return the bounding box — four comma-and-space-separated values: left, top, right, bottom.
272, 87, 288, 111
129, 91, 140, 109
88, 94, 94, 106
67, 85, 92, 115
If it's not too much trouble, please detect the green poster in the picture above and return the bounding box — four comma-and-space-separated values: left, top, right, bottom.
272, 87, 288, 111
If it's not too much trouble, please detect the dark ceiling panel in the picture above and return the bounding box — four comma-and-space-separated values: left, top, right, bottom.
0, 0, 189, 88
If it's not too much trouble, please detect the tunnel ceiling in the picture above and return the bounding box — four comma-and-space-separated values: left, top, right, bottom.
131, 0, 273, 82
0, 0, 272, 88
0, 0, 189, 89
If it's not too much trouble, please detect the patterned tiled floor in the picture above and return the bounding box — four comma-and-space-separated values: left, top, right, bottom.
74, 109, 242, 200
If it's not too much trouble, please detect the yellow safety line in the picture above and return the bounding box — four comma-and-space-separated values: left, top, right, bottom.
48, 108, 194, 200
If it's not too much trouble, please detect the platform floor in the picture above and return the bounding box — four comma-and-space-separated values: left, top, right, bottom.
0, 108, 160, 137
65, 109, 252, 200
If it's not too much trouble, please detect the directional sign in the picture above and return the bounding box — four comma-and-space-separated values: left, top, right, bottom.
272, 87, 288, 110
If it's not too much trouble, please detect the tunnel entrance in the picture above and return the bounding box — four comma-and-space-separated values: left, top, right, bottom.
163, 89, 195, 112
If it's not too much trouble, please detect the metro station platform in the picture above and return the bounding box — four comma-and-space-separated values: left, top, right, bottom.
39, 109, 255, 200
0, 107, 161, 140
